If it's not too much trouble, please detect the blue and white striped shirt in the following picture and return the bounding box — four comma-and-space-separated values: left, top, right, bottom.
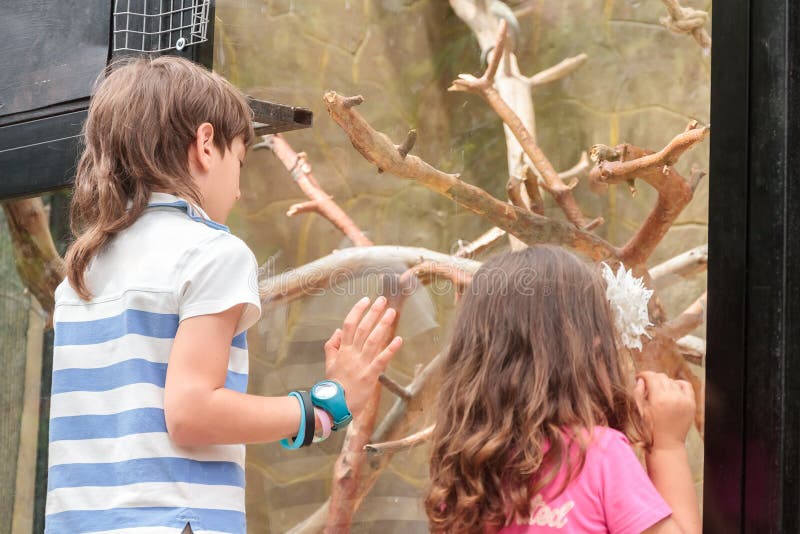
46, 193, 261, 534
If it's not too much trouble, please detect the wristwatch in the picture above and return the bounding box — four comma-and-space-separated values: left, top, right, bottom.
310, 380, 352, 430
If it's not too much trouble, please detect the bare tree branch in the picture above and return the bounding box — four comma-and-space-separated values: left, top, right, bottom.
589, 122, 709, 266
400, 260, 472, 289
256, 134, 374, 247
521, 54, 589, 87
557, 151, 591, 184
448, 22, 593, 229
660, 291, 707, 340
258, 245, 481, 309
323, 91, 619, 261
649, 244, 708, 290
287, 350, 447, 534
365, 425, 434, 455
378, 374, 412, 401
676, 334, 705, 366
453, 227, 508, 258
2, 198, 65, 326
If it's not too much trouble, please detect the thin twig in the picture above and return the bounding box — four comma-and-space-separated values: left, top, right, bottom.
453, 227, 508, 258
448, 23, 592, 228
522, 54, 589, 87
257, 134, 374, 247
378, 374, 412, 401
364, 425, 434, 455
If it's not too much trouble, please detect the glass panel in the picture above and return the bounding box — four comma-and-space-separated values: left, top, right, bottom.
215, 1, 709, 532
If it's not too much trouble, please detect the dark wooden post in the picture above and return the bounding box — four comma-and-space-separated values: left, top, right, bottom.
705, 1, 800, 532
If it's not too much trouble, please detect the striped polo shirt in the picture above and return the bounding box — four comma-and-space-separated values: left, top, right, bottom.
45, 193, 261, 534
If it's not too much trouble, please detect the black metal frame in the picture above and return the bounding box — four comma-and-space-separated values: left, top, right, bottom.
0, 0, 311, 201
704, 1, 800, 532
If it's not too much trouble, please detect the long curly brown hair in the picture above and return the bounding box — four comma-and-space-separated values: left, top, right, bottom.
425, 245, 647, 533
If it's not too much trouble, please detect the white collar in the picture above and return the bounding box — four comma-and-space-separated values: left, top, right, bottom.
146, 192, 230, 233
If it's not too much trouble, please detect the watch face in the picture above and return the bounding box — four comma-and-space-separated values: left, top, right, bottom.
314, 382, 338, 400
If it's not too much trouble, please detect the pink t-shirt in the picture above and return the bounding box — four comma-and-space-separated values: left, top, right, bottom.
498, 427, 671, 534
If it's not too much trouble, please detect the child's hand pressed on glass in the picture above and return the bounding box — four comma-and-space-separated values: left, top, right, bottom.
634, 371, 696, 450
323, 296, 403, 420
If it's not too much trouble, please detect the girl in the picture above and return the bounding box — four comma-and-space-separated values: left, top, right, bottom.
46, 56, 402, 533
425, 245, 701, 533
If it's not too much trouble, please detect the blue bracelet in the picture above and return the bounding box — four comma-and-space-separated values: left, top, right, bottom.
280, 391, 307, 450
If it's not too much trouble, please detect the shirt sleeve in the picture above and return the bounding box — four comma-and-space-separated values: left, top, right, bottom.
176, 233, 262, 336
598, 430, 672, 534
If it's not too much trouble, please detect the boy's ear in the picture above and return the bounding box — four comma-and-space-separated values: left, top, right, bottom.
190, 122, 215, 172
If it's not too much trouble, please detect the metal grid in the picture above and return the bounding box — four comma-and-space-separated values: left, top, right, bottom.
113, 0, 210, 53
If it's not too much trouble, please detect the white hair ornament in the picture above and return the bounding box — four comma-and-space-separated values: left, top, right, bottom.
601, 263, 654, 350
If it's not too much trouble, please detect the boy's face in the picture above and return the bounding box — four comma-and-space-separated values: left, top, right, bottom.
192, 131, 246, 224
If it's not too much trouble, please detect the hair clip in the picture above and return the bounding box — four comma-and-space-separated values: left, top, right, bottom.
601, 263, 654, 350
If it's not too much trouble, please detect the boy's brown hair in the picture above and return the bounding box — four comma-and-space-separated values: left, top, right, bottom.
425, 245, 648, 533
65, 55, 254, 300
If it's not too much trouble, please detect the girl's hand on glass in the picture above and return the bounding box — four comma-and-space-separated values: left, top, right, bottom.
634, 371, 695, 451
322, 296, 403, 420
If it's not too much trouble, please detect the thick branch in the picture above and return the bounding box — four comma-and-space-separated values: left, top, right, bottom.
325, 258, 422, 532
589, 122, 709, 266
288, 350, 447, 534
323, 92, 618, 261
660, 0, 712, 50
2, 198, 65, 326
677, 335, 705, 366
258, 245, 481, 309
649, 244, 708, 290
326, 387, 381, 533
639, 291, 708, 432
259, 134, 374, 247
660, 291, 707, 340
364, 425, 434, 455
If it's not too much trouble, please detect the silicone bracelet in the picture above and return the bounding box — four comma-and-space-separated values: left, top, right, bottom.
299, 390, 315, 447
280, 392, 306, 450
313, 407, 333, 443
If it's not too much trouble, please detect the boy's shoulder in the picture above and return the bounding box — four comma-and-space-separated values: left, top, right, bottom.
55, 203, 255, 305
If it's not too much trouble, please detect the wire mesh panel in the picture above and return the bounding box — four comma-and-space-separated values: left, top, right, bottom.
113, 0, 210, 53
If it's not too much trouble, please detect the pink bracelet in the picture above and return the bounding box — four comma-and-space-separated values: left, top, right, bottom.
313, 407, 332, 443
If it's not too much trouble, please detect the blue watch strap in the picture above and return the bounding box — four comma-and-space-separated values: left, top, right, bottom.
311, 380, 352, 431
280, 392, 307, 450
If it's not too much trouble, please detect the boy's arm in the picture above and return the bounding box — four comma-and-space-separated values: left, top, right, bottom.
164, 298, 401, 446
